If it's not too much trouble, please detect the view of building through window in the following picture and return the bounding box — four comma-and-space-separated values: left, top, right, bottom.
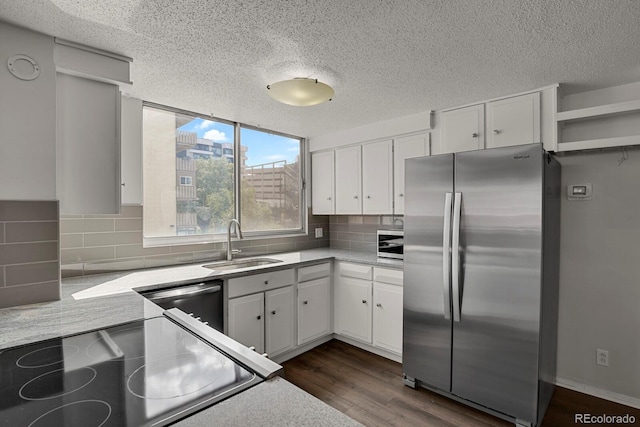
142, 105, 303, 240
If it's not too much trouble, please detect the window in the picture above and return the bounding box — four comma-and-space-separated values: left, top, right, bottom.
240, 126, 302, 232
142, 103, 305, 244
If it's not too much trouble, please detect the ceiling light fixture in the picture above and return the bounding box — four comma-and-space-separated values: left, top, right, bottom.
266, 78, 334, 106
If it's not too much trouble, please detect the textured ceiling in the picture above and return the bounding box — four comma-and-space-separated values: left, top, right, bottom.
2, 0, 640, 138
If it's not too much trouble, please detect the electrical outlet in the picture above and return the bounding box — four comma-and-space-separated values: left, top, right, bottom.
315, 227, 323, 238
596, 349, 609, 367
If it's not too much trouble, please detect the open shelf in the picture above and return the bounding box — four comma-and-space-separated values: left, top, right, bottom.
556, 99, 640, 123
556, 135, 640, 152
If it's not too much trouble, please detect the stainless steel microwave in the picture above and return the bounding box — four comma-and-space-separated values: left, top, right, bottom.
377, 230, 404, 259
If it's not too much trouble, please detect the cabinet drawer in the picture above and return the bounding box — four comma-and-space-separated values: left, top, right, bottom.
373, 267, 403, 286
228, 268, 295, 298
298, 262, 331, 283
337, 262, 372, 280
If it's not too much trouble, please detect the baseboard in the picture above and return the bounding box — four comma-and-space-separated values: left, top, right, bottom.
333, 334, 402, 363
271, 335, 334, 364
556, 377, 640, 410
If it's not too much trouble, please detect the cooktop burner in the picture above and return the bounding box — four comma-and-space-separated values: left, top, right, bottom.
0, 316, 262, 426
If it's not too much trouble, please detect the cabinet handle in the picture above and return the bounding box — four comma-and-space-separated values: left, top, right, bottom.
353, 195, 358, 199
399, 193, 404, 197
121, 182, 126, 187
303, 300, 309, 305
327, 197, 332, 200
366, 195, 371, 199
472, 133, 479, 138
376, 303, 382, 308
271, 310, 276, 315
256, 315, 261, 320
362, 299, 367, 304
264, 280, 269, 285
493, 129, 501, 134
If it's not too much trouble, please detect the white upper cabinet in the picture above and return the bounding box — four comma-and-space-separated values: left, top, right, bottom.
120, 97, 143, 205
57, 73, 121, 214
335, 146, 362, 214
362, 140, 393, 215
440, 104, 485, 153
311, 151, 335, 214
486, 92, 540, 148
55, 40, 132, 214
393, 133, 429, 215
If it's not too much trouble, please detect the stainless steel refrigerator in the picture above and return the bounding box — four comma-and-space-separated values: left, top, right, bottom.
402, 144, 560, 427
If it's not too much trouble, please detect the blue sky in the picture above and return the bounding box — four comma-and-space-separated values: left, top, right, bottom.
179, 118, 299, 166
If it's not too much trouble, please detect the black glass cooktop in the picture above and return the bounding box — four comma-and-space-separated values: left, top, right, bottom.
0, 317, 261, 427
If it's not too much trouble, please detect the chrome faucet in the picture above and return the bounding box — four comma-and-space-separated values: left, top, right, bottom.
226, 219, 244, 261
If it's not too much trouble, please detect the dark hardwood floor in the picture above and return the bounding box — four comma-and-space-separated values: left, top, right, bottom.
283, 340, 640, 426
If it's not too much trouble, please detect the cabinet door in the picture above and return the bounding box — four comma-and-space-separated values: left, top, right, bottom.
228, 293, 264, 354
311, 151, 335, 214
393, 133, 429, 215
373, 282, 403, 355
265, 286, 295, 357
362, 140, 393, 214
334, 276, 372, 343
57, 73, 121, 214
120, 97, 143, 205
298, 277, 331, 345
335, 146, 362, 214
486, 92, 540, 148
441, 104, 484, 153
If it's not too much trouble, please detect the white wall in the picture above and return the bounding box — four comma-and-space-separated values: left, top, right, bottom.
308, 111, 432, 152
555, 148, 640, 407
0, 22, 56, 200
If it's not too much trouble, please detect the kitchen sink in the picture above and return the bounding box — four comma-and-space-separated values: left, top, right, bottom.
203, 258, 282, 271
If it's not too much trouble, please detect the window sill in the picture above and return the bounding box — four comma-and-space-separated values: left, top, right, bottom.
143, 230, 308, 248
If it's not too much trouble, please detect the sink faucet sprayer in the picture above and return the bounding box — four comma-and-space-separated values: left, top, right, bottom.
226, 219, 243, 261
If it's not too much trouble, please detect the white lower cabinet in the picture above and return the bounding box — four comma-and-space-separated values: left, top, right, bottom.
298, 277, 331, 345
228, 292, 265, 354
335, 276, 372, 343
227, 276, 295, 357
297, 262, 332, 345
373, 281, 403, 354
265, 286, 295, 356
334, 262, 403, 355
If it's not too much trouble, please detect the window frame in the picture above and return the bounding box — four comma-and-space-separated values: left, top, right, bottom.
179, 176, 193, 186
142, 102, 307, 248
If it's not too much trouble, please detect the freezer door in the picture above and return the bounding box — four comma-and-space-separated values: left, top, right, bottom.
452, 144, 543, 422
403, 154, 454, 392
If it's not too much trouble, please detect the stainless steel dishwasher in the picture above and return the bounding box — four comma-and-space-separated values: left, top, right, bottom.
140, 280, 223, 332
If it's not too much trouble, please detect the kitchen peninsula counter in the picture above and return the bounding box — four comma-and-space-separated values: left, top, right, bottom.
0, 248, 392, 426
0, 248, 401, 350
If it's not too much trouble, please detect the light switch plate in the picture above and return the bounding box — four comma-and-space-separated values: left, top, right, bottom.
315, 227, 323, 238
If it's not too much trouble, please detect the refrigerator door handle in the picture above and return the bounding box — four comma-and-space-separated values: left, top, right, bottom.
451, 192, 462, 322
442, 192, 453, 319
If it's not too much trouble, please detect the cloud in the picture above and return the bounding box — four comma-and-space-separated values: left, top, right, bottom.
287, 147, 299, 152
203, 129, 228, 142
266, 154, 285, 160
198, 119, 214, 130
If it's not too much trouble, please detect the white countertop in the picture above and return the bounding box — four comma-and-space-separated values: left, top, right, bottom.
0, 248, 391, 426
0, 248, 401, 350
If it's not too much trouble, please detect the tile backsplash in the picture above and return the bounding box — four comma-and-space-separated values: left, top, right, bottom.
0, 201, 60, 308
60, 206, 329, 277
329, 215, 403, 252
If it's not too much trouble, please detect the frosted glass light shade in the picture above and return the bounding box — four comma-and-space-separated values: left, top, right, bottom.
267, 78, 334, 106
